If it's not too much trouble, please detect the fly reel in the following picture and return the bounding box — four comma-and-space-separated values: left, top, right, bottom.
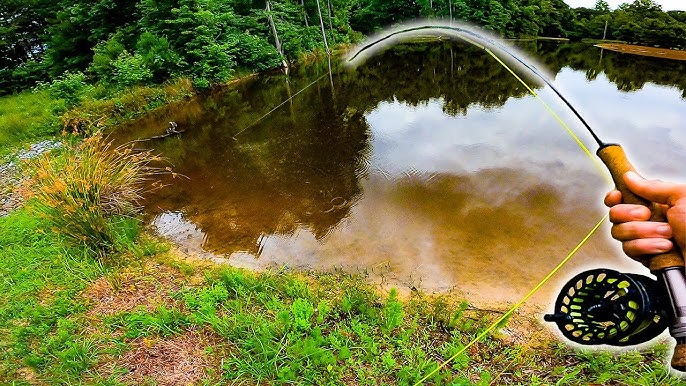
545, 268, 670, 346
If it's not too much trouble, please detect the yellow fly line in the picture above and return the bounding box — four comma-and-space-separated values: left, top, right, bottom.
238, 25, 615, 384
412, 214, 608, 385
357, 26, 616, 385
484, 48, 610, 182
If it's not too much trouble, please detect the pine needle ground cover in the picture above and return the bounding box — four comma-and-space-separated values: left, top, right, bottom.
0, 207, 682, 385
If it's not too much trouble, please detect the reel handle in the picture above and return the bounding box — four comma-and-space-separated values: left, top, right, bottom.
597, 143, 686, 371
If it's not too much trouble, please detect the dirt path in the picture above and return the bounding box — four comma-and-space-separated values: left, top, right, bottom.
596, 43, 686, 61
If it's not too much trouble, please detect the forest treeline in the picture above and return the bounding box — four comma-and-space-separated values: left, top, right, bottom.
2, 0, 686, 96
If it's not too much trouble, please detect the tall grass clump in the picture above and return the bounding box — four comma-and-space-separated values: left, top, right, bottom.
27, 135, 164, 256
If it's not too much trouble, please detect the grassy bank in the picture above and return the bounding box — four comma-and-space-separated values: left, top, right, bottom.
0, 78, 195, 158
0, 206, 681, 385
0, 48, 339, 158
0, 90, 59, 157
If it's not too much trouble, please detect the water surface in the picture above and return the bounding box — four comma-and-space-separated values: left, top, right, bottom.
113, 41, 686, 307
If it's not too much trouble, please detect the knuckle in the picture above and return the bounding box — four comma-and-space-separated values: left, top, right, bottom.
621, 242, 640, 258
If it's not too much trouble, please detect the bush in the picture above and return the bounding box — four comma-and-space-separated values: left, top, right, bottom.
136, 32, 185, 82
45, 71, 92, 110
88, 35, 126, 83
229, 33, 282, 72
27, 135, 164, 256
112, 51, 153, 87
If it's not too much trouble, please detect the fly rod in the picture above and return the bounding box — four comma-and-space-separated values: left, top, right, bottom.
347, 22, 686, 371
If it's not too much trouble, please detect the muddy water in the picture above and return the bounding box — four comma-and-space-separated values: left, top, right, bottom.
113, 41, 686, 308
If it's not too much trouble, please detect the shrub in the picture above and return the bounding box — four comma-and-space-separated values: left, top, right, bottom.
45, 71, 92, 110
27, 135, 164, 256
112, 50, 153, 87
228, 33, 282, 72
136, 32, 185, 82
88, 35, 126, 83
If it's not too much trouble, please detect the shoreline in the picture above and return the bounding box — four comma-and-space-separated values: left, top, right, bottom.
596, 43, 686, 61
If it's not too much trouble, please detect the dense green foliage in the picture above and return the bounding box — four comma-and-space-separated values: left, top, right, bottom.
571, 0, 686, 47
1, 0, 354, 94
1, 0, 685, 96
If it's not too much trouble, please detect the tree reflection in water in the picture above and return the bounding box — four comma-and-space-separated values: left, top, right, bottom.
110, 40, 686, 302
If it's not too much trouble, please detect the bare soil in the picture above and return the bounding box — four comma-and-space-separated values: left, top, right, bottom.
596, 43, 686, 61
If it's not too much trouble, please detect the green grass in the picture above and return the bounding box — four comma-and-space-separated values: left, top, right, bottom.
0, 78, 194, 160
0, 90, 60, 157
0, 206, 682, 385
0, 209, 106, 383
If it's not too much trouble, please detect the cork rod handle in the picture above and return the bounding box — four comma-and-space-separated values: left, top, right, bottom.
596, 144, 684, 271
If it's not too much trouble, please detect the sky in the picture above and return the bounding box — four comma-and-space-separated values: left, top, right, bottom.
564, 0, 686, 11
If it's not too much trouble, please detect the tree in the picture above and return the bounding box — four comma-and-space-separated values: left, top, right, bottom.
594, 0, 610, 13
45, 0, 139, 76
315, 0, 331, 54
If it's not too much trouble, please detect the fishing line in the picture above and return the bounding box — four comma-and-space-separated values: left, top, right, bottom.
345, 22, 618, 384
412, 214, 608, 385
347, 23, 609, 178
232, 71, 333, 140
229, 23, 617, 382
347, 23, 604, 146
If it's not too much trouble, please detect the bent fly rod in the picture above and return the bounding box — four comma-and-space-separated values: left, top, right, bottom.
347, 22, 686, 372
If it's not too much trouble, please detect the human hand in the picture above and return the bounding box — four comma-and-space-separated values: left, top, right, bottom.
604, 171, 686, 260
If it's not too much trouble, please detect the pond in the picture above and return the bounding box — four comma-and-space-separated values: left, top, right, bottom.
112, 40, 686, 308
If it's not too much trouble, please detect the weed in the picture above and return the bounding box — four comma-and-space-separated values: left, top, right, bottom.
26, 135, 164, 255
0, 209, 106, 383
108, 306, 190, 339
59, 78, 194, 135
382, 288, 403, 333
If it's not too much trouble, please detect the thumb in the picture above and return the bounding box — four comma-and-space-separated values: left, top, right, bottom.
623, 171, 686, 207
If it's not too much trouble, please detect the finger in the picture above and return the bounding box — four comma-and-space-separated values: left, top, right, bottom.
604, 190, 622, 207
622, 238, 674, 258
611, 221, 672, 241
609, 204, 652, 223
624, 171, 686, 206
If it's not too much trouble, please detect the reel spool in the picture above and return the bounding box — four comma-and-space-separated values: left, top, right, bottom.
545, 268, 669, 346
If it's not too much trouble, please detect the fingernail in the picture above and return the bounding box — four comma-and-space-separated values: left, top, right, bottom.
657, 224, 672, 237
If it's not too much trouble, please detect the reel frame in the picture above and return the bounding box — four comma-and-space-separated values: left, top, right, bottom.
545, 268, 669, 347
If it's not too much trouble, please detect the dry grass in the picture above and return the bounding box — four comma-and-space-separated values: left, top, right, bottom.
82, 262, 184, 316
108, 329, 223, 386
27, 135, 165, 254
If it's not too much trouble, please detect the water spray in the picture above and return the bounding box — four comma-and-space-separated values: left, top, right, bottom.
347, 21, 686, 374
